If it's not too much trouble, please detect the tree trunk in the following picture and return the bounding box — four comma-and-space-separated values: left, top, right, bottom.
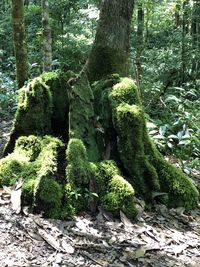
135, 1, 144, 91
0, 0, 199, 219
181, 0, 190, 84
42, 0, 52, 72
86, 0, 135, 82
11, 0, 29, 88
191, 0, 200, 80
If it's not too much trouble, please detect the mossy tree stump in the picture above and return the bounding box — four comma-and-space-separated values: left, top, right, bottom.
0, 72, 198, 219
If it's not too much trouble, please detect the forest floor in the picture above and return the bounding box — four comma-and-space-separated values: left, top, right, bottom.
0, 114, 200, 267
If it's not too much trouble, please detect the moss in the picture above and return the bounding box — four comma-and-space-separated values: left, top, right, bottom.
69, 74, 99, 161
95, 160, 119, 195
4, 77, 53, 155
157, 159, 199, 210
41, 71, 70, 140
112, 102, 160, 195
0, 157, 26, 186
34, 176, 63, 218
102, 174, 137, 218
33, 136, 64, 218
1, 134, 65, 218
65, 139, 96, 214
94, 160, 137, 218
144, 138, 199, 209
110, 78, 141, 107
66, 138, 94, 187
15, 135, 42, 161
22, 177, 36, 206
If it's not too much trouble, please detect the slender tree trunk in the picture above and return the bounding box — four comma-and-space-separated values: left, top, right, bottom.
174, 2, 181, 29
181, 0, 189, 84
42, 0, 52, 72
191, 0, 200, 80
86, 0, 135, 82
135, 1, 144, 91
11, 0, 29, 88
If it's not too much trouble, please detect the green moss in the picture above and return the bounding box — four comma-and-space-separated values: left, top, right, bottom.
110, 78, 141, 107
113, 102, 160, 195
4, 77, 53, 155
95, 160, 119, 195
33, 136, 64, 218
69, 74, 99, 161
144, 138, 199, 209
0, 157, 26, 186
66, 138, 94, 187
102, 174, 137, 218
15, 135, 42, 161
157, 159, 199, 209
34, 177, 63, 218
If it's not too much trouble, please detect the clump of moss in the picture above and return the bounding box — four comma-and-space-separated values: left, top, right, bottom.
144, 138, 199, 209
33, 136, 64, 217
4, 77, 53, 155
15, 135, 42, 161
0, 134, 65, 218
157, 158, 199, 210
66, 138, 94, 186
110, 77, 141, 107
0, 157, 26, 186
102, 174, 137, 218
34, 176, 63, 218
94, 160, 137, 218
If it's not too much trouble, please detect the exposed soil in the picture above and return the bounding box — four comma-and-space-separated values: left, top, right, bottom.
0, 114, 200, 267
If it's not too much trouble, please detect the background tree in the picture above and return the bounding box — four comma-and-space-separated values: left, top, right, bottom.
86, 0, 135, 82
11, 0, 29, 88
42, 0, 52, 71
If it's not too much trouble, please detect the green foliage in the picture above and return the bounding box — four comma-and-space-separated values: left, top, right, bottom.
0, 72, 17, 116
147, 84, 200, 170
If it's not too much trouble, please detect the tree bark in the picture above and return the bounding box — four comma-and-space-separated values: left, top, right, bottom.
86, 0, 135, 82
191, 0, 200, 80
11, 0, 29, 88
42, 0, 52, 72
135, 2, 144, 91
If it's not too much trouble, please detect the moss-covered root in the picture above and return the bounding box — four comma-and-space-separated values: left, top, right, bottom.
146, 140, 199, 210
110, 79, 160, 197
0, 135, 64, 218
4, 77, 53, 155
96, 160, 137, 218
110, 77, 199, 209
33, 136, 64, 218
65, 138, 95, 213
68, 73, 99, 161
65, 140, 137, 218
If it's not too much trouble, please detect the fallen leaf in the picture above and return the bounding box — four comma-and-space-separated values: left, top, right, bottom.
38, 229, 62, 251
61, 239, 75, 254
11, 178, 23, 214
120, 210, 133, 227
